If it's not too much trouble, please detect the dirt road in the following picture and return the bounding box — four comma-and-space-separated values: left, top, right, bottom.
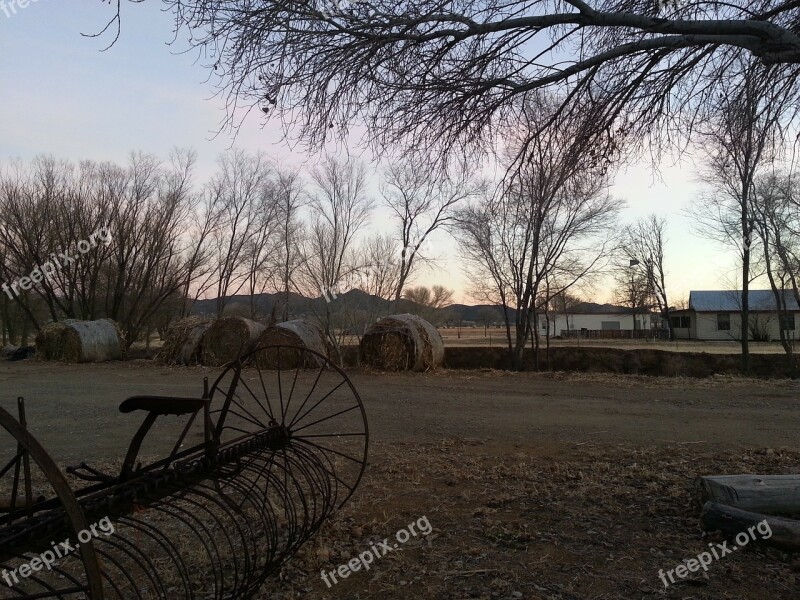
0, 361, 798, 462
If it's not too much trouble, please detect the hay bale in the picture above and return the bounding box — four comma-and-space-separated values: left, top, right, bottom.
35, 319, 78, 361
253, 319, 329, 368
360, 313, 444, 372
36, 319, 123, 363
155, 316, 213, 365
201, 316, 266, 366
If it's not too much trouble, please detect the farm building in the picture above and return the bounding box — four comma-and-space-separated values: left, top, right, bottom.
670, 290, 800, 341
537, 303, 658, 338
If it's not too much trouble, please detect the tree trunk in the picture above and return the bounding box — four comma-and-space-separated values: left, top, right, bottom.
741, 249, 750, 373
698, 474, 800, 514
700, 501, 800, 553
664, 307, 674, 341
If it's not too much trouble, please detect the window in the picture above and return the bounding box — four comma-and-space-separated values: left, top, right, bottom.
671, 316, 690, 329
541, 320, 547, 330
717, 313, 731, 331
601, 321, 621, 331
781, 314, 796, 331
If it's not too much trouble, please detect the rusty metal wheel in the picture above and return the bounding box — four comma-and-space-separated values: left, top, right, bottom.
0, 397, 105, 599
208, 344, 369, 512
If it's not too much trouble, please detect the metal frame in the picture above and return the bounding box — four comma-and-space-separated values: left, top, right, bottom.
0, 345, 368, 599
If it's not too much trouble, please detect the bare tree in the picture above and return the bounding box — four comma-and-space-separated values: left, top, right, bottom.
208, 150, 273, 316
381, 160, 478, 305
299, 157, 374, 361
243, 179, 282, 319
177, 186, 220, 318
622, 215, 671, 337
403, 284, 455, 323
403, 285, 454, 309
751, 171, 800, 370
271, 168, 306, 322
0, 151, 209, 346
455, 93, 622, 369
613, 261, 653, 331
549, 289, 582, 336
690, 60, 789, 371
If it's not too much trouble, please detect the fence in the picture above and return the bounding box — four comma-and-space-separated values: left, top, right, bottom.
560, 329, 670, 340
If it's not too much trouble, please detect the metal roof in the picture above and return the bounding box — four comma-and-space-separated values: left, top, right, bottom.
689, 290, 800, 312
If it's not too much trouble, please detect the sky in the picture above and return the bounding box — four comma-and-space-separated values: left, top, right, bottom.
0, 1, 740, 305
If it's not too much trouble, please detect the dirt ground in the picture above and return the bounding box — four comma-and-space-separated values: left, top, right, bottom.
1, 361, 799, 599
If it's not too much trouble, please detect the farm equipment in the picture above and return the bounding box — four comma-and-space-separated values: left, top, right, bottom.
0, 345, 368, 599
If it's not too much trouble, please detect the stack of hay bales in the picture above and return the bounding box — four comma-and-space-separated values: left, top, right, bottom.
201, 316, 267, 366
253, 318, 329, 368
360, 313, 444, 372
155, 316, 213, 366
35, 318, 124, 363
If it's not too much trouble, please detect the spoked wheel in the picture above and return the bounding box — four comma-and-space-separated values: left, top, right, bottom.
0, 398, 105, 599
208, 345, 369, 513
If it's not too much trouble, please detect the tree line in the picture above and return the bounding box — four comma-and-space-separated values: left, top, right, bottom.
0, 151, 478, 357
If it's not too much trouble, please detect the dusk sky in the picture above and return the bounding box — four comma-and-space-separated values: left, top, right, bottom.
0, 1, 738, 305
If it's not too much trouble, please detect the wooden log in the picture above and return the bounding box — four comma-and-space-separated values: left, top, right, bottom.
700, 501, 800, 553
697, 474, 800, 514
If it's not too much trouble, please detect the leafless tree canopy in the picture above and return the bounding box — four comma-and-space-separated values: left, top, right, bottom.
130, 0, 800, 165
380, 160, 479, 303
620, 215, 671, 336
0, 152, 205, 347
455, 94, 622, 368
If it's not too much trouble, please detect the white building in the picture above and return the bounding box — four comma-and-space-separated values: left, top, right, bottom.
670, 290, 800, 341
537, 307, 656, 338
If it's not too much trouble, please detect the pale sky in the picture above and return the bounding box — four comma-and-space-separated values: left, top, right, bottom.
0, 1, 740, 305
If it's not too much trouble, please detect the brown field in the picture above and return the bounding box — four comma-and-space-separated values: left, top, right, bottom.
1, 361, 799, 599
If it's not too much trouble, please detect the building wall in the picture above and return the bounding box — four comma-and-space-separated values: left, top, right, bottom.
538, 313, 653, 337
673, 326, 691, 340
693, 311, 799, 341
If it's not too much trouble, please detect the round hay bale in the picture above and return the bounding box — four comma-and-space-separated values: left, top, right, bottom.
35, 319, 79, 361
201, 316, 266, 366
253, 319, 329, 369
360, 313, 444, 372
36, 318, 123, 363
155, 316, 213, 365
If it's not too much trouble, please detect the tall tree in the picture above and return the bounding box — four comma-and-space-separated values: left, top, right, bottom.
208, 150, 274, 316
380, 160, 478, 305
622, 215, 671, 337
751, 171, 800, 370
271, 168, 305, 322
691, 60, 789, 371
299, 157, 374, 361
613, 261, 653, 331
455, 93, 622, 369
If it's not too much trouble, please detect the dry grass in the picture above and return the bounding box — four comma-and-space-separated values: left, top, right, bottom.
263, 440, 800, 599
255, 320, 328, 368
3, 439, 798, 599
35, 319, 123, 363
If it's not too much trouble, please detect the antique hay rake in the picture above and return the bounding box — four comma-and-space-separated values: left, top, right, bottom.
0, 345, 368, 599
